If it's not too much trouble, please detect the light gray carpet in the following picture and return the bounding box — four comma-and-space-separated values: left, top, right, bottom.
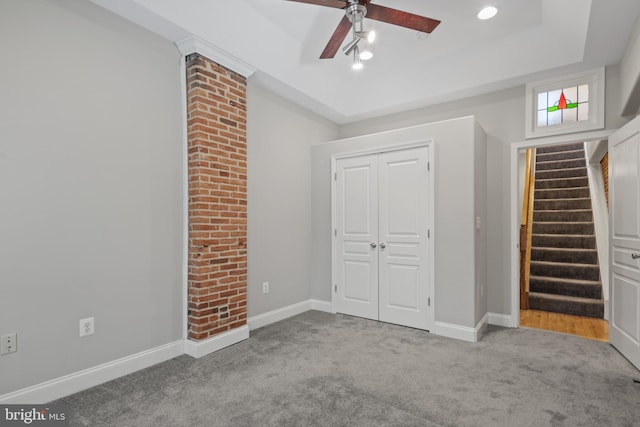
55, 311, 640, 426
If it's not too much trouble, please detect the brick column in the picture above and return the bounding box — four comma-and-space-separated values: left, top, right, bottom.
185, 53, 247, 340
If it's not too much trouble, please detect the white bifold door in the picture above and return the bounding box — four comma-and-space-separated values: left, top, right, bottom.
334, 146, 432, 330
609, 115, 640, 370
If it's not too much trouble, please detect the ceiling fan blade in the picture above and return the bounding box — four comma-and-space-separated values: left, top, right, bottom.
286, 0, 347, 9
320, 16, 352, 59
366, 4, 441, 33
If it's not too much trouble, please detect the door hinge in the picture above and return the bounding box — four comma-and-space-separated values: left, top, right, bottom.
334, 228, 337, 237
428, 297, 431, 307
428, 161, 430, 171
334, 172, 337, 181
428, 229, 431, 238
334, 284, 337, 292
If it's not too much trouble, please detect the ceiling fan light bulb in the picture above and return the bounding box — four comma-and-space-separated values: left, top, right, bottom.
359, 50, 373, 61
352, 61, 363, 70
367, 30, 376, 44
356, 30, 376, 44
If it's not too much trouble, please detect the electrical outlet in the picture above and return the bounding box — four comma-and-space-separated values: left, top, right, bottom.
1, 333, 17, 355
79, 317, 95, 337
262, 282, 269, 294
480, 284, 484, 297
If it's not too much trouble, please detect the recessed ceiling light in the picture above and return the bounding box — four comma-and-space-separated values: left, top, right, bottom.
477, 6, 498, 20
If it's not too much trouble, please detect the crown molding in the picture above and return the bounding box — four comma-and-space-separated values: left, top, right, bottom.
175, 36, 256, 78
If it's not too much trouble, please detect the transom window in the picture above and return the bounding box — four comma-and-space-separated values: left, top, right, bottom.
525, 68, 604, 139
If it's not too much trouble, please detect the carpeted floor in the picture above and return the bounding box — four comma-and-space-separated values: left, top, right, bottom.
55, 311, 640, 426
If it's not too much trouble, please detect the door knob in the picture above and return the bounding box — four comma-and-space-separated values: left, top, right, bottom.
370, 242, 377, 249
632, 253, 640, 260
380, 242, 386, 249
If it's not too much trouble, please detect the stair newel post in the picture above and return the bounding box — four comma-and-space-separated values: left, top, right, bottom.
520, 148, 536, 310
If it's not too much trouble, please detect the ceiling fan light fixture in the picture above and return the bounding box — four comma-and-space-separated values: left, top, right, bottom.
477, 6, 498, 20
342, 37, 361, 56
356, 30, 376, 44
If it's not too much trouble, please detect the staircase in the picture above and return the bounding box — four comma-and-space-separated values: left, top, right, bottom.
528, 142, 604, 318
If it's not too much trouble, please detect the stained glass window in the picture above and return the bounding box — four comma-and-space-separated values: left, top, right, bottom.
536, 84, 589, 127
525, 68, 604, 139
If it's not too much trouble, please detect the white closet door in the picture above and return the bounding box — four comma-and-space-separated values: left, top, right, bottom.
609, 115, 640, 370
335, 154, 379, 321
378, 147, 430, 329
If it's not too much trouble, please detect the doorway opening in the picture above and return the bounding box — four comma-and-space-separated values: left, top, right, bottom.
510, 131, 612, 341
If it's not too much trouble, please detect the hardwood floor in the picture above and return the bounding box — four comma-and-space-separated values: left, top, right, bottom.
520, 309, 609, 342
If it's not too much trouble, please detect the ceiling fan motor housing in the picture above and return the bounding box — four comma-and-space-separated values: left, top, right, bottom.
346, 4, 367, 24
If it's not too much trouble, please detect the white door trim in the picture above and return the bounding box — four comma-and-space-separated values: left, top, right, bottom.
508, 129, 614, 328
331, 140, 435, 331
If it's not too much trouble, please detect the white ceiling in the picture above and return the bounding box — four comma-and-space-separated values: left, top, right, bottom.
90, 0, 640, 124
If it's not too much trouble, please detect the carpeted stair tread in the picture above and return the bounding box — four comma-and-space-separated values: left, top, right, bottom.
532, 221, 594, 234
536, 158, 587, 171
534, 198, 592, 210
536, 167, 587, 180
530, 260, 600, 281
535, 177, 589, 189
529, 275, 602, 299
537, 149, 586, 162
529, 292, 604, 318
532, 233, 596, 249
536, 142, 584, 153
531, 247, 598, 264
533, 209, 593, 222
534, 187, 591, 199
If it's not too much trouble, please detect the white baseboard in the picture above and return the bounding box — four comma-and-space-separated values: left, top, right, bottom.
488, 312, 515, 328
184, 325, 249, 359
310, 299, 333, 313
475, 313, 490, 341
432, 321, 479, 342
247, 300, 312, 330
0, 340, 184, 404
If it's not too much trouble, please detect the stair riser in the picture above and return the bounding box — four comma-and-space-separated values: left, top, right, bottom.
533, 210, 593, 222
529, 295, 604, 318
530, 262, 600, 281
531, 248, 598, 264
536, 168, 587, 180
532, 222, 594, 234
537, 150, 585, 162
536, 159, 586, 171
529, 278, 602, 299
537, 143, 584, 154
532, 234, 596, 249
535, 177, 589, 189
534, 188, 591, 199
534, 199, 592, 210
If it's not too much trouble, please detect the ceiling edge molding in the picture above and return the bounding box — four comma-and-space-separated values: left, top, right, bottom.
175, 36, 257, 78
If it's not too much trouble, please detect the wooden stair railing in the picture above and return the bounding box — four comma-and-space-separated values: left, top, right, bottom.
520, 148, 536, 310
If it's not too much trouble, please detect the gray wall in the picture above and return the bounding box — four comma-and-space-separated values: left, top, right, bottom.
0, 0, 183, 394
311, 117, 485, 328
246, 81, 339, 317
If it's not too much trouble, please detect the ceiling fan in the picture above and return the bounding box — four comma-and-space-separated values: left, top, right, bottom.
287, 0, 441, 61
